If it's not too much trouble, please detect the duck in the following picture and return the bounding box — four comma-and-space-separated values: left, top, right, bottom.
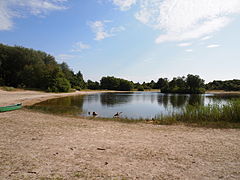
92, 112, 98, 116
113, 112, 122, 118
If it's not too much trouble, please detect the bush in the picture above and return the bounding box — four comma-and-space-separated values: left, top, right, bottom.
73, 86, 81, 90
48, 78, 71, 92
137, 86, 144, 91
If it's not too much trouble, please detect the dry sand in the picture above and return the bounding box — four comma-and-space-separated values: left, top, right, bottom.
0, 90, 240, 180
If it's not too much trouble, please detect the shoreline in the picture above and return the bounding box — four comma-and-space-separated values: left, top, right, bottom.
0, 89, 114, 107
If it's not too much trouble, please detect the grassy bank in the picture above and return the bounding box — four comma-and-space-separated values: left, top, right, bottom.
154, 99, 240, 128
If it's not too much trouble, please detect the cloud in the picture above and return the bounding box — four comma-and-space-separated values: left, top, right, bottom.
0, 0, 67, 31
201, 36, 212, 41
56, 54, 75, 61
111, 0, 136, 11
0, 2, 13, 30
134, 0, 240, 43
207, 44, 220, 48
89, 20, 125, 41
178, 42, 192, 47
71, 41, 91, 52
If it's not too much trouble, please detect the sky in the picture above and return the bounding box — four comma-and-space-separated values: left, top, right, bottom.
0, 0, 240, 83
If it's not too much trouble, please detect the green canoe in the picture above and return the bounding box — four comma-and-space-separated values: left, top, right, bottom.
0, 103, 22, 112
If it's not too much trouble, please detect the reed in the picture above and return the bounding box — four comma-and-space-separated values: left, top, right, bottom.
155, 99, 240, 128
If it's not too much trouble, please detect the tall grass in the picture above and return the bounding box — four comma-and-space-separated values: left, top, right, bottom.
155, 99, 240, 128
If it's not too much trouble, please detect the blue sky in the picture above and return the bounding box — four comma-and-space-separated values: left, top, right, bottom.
0, 0, 240, 83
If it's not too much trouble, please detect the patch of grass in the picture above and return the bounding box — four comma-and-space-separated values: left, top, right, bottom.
154, 99, 240, 128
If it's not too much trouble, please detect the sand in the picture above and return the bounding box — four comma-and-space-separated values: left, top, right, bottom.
0, 90, 240, 180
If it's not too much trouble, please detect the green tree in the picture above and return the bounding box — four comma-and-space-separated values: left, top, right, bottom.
0, 43, 84, 92
118, 79, 134, 91
87, 80, 100, 90
156, 78, 169, 89
186, 74, 205, 93
100, 76, 120, 90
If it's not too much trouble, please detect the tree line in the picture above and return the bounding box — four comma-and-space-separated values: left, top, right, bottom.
0, 44, 85, 92
0, 44, 239, 93
206, 80, 240, 91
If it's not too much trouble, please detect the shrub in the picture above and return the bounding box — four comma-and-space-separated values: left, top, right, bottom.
137, 86, 144, 91
48, 78, 71, 92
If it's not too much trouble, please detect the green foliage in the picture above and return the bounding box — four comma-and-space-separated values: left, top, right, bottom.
155, 99, 240, 128
100, 76, 120, 90
161, 74, 205, 94
186, 74, 205, 92
156, 78, 169, 89
206, 79, 240, 91
100, 76, 133, 91
137, 85, 144, 91
0, 44, 85, 92
87, 80, 100, 90
47, 77, 71, 92
59, 63, 86, 90
118, 79, 134, 91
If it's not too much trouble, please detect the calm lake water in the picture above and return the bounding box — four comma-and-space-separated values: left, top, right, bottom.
32, 92, 240, 119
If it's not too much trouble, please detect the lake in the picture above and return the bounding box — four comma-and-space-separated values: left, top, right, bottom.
31, 92, 240, 119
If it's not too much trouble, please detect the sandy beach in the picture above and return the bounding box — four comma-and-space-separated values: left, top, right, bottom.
0, 90, 240, 179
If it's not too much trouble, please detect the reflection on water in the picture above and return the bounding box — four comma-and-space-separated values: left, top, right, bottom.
100, 92, 134, 106
31, 92, 240, 119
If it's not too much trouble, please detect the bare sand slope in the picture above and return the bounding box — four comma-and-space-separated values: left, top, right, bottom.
0, 110, 239, 180
0, 90, 240, 179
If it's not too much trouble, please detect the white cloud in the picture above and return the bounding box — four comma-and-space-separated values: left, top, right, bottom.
89, 20, 125, 41
112, 0, 136, 11
0, 1, 13, 30
201, 36, 212, 41
178, 42, 192, 47
134, 0, 240, 43
56, 54, 75, 61
89, 21, 111, 41
71, 41, 91, 52
155, 17, 231, 43
207, 44, 220, 48
0, 0, 67, 31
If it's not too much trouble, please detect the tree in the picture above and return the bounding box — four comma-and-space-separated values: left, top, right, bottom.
186, 74, 205, 93
100, 76, 133, 91
156, 78, 168, 89
100, 76, 120, 90
118, 79, 134, 91
159, 74, 205, 94
87, 80, 100, 90
0, 43, 84, 92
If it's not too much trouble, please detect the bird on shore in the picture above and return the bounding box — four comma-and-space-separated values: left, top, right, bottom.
92, 112, 98, 116
113, 112, 122, 118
